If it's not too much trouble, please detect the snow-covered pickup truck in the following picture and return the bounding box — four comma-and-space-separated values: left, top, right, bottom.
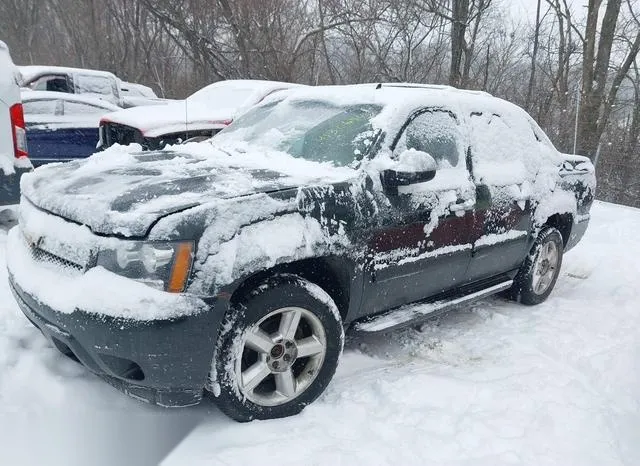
6, 83, 595, 422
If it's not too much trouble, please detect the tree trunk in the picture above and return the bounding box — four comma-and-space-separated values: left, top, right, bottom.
449, 0, 469, 87
577, 0, 622, 159
525, 0, 542, 110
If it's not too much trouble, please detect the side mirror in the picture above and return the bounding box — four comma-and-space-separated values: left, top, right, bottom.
381, 149, 437, 194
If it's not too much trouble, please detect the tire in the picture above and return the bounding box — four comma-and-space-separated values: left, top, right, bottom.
209, 274, 344, 422
510, 226, 564, 305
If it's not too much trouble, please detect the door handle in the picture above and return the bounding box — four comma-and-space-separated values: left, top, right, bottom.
449, 199, 474, 212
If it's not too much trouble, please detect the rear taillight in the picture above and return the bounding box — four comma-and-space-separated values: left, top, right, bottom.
10, 103, 28, 159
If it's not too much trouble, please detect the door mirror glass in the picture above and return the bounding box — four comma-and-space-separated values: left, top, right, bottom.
381, 149, 437, 193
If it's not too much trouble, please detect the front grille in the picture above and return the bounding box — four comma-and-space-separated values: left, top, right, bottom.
102, 122, 143, 148
30, 245, 84, 272
23, 235, 85, 275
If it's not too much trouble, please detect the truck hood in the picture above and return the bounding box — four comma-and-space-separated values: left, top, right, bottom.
102, 101, 233, 137
20, 142, 357, 237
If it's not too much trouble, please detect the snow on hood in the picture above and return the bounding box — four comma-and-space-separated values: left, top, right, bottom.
19, 142, 357, 237
101, 100, 233, 137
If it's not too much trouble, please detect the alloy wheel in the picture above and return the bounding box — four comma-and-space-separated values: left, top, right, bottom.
236, 307, 327, 407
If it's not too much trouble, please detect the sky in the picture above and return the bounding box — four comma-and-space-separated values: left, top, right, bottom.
509, 0, 590, 24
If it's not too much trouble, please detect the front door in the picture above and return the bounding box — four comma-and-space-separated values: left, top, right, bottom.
360, 108, 476, 315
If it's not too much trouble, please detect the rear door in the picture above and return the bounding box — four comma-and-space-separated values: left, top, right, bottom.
360, 108, 476, 315
465, 111, 538, 281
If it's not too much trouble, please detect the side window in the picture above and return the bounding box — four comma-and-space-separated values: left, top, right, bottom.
395, 109, 462, 169
63, 101, 109, 115
29, 75, 70, 93
23, 99, 60, 115
469, 112, 538, 185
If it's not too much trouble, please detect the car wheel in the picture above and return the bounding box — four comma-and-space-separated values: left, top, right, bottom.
210, 274, 344, 422
510, 226, 564, 305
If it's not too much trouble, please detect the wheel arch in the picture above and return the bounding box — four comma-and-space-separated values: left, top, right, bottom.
543, 213, 573, 247
227, 256, 356, 323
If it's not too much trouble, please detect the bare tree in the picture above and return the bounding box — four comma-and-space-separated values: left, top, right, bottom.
578, 0, 640, 160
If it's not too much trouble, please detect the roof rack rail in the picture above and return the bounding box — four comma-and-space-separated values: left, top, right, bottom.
375, 82, 492, 97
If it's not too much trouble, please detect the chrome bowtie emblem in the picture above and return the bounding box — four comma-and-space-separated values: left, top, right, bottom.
23, 230, 41, 248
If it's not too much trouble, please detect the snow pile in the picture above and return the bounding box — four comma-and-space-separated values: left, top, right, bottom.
0, 155, 14, 175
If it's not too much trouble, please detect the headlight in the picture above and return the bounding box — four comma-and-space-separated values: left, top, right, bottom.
96, 241, 194, 292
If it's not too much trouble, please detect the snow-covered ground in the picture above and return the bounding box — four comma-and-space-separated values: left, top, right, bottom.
1, 201, 639, 466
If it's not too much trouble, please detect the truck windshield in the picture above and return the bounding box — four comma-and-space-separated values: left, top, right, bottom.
216, 100, 382, 166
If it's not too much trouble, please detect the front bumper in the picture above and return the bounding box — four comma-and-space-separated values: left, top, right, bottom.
565, 215, 590, 252
9, 275, 227, 408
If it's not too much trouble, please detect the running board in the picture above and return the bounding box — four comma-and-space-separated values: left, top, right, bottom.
352, 280, 513, 334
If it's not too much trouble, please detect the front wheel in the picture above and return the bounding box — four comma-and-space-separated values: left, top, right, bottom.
510, 226, 564, 305
210, 274, 344, 422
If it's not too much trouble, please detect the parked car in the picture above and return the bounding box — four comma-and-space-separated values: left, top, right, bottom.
0, 41, 31, 208
98, 79, 304, 150
7, 83, 595, 422
22, 91, 120, 167
19, 65, 123, 107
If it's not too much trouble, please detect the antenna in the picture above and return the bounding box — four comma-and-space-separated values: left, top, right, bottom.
184, 97, 189, 141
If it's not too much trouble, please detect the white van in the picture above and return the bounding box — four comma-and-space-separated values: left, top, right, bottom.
1, 41, 31, 208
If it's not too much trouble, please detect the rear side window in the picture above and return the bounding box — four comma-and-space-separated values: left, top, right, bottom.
63, 101, 110, 115
23, 99, 60, 115
395, 109, 463, 169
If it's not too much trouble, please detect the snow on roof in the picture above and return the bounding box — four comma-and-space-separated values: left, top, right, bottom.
270, 83, 504, 112
257, 83, 532, 147
18, 65, 118, 84
195, 79, 305, 93
187, 79, 304, 105
20, 90, 120, 111
377, 82, 492, 97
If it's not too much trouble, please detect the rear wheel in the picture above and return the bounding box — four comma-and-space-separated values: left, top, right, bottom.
510, 226, 564, 305
210, 274, 344, 422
